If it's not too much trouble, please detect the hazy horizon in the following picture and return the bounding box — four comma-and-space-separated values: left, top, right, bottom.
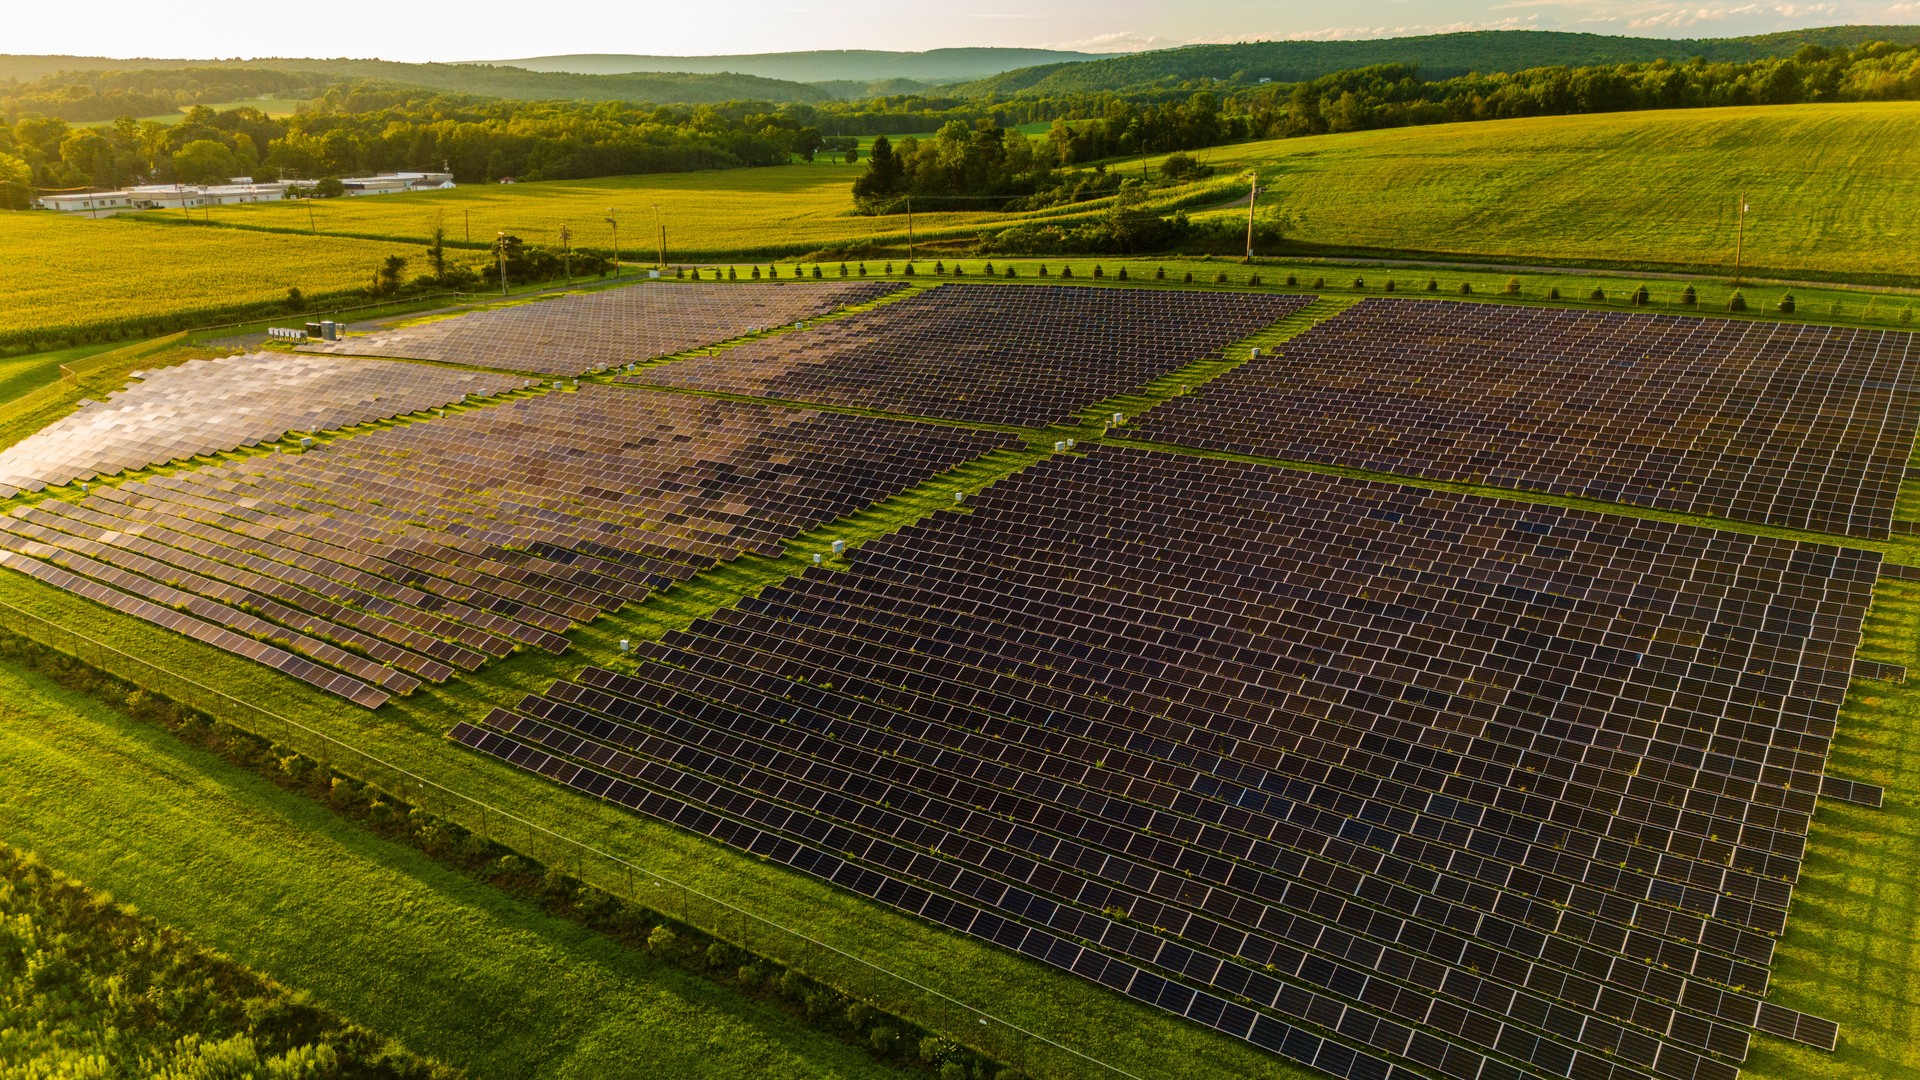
9, 0, 1920, 66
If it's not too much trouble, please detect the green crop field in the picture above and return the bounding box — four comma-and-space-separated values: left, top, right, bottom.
0, 211, 428, 350
1185, 101, 1920, 281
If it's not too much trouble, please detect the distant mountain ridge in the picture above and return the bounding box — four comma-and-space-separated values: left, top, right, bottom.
949, 25, 1920, 96
481, 48, 1104, 85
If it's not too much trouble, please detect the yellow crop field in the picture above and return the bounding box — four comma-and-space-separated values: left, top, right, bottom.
1188, 101, 1920, 280
156, 162, 1021, 259
0, 212, 427, 349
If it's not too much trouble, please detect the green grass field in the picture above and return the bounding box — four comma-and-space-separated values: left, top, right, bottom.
0, 658, 923, 1080
1185, 101, 1920, 281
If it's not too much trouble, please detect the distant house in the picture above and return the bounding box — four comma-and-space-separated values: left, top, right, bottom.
37, 191, 136, 214
498, 177, 517, 185
338, 171, 456, 195
37, 172, 455, 213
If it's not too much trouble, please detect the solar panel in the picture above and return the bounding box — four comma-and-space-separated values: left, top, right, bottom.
0, 353, 533, 497
628, 284, 1315, 427
1124, 298, 1920, 538
0, 387, 1018, 705
459, 443, 1861, 1079
301, 281, 906, 375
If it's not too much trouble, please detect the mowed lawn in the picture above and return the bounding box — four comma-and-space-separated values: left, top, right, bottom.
0, 658, 917, 1080
1190, 101, 1920, 279
0, 211, 425, 344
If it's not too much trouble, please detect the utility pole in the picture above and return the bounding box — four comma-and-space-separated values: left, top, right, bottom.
463, 208, 470, 244
307, 200, 316, 234
1244, 173, 1262, 264
651, 203, 664, 268
496, 231, 508, 297
606, 208, 620, 278
559, 222, 572, 282
1732, 192, 1748, 286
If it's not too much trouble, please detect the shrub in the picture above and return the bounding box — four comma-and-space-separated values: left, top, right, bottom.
1504, 276, 1521, 296
1548, 286, 1561, 300
751, 267, 761, 279
768, 265, 780, 278
952, 263, 964, 276
1351, 277, 1365, 289
1727, 291, 1747, 312
1383, 278, 1395, 292
705, 941, 737, 969
284, 287, 305, 312
1060, 265, 1073, 278
933, 261, 944, 274
1632, 285, 1650, 306
884, 262, 893, 273
858, 263, 868, 275
920, 1035, 954, 1063
728, 267, 737, 280
847, 1002, 876, 1030
1037, 265, 1048, 277
1681, 284, 1697, 306
1778, 292, 1796, 313
1458, 281, 1473, 295
1183, 271, 1194, 283
1004, 265, 1016, 278
1285, 274, 1298, 286
736, 964, 764, 989
838, 263, 848, 276
1311, 276, 1325, 288
869, 1027, 898, 1055
1589, 286, 1606, 301
1248, 274, 1261, 286
1092, 265, 1104, 279
1904, 306, 1915, 324
983, 262, 994, 275
688, 268, 702, 280
1425, 278, 1438, 292
645, 925, 678, 953
1155, 266, 1166, 280
940, 1064, 967, 1080
1116, 267, 1128, 280
812, 265, 823, 278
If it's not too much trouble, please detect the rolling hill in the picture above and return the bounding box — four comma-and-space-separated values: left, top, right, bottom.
0, 56, 829, 104
951, 25, 1920, 96
483, 47, 1103, 84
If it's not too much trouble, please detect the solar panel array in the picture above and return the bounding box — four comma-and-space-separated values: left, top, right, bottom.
1126, 299, 1920, 538
301, 281, 906, 375
0, 386, 1018, 707
456, 444, 1865, 1080
0, 353, 532, 498
628, 284, 1315, 427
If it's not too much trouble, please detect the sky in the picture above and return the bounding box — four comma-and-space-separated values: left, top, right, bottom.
8, 0, 1918, 62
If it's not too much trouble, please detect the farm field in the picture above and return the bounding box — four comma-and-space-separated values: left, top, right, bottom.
0, 211, 430, 350
1187, 101, 1920, 281
108, 101, 1920, 283
0, 656, 924, 1080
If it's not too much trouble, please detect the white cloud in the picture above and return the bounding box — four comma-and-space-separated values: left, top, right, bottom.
1043, 30, 1181, 53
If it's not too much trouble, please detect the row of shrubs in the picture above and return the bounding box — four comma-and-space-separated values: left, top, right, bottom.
681, 262, 1915, 323
0, 841, 454, 1079
0, 629, 1025, 1080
